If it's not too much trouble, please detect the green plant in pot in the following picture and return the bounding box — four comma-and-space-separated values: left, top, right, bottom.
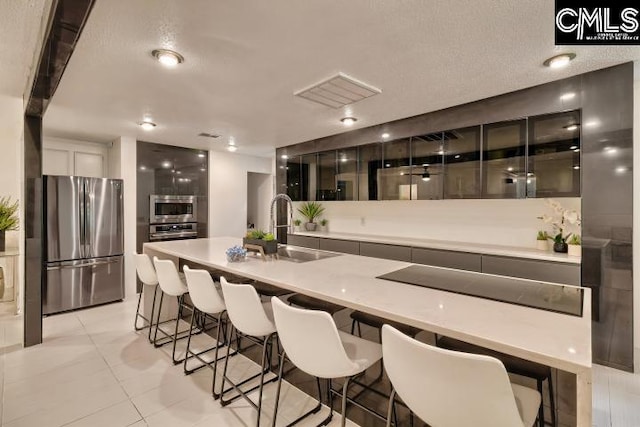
243, 229, 278, 254
536, 230, 549, 251
567, 234, 581, 257
297, 201, 325, 231
0, 197, 19, 252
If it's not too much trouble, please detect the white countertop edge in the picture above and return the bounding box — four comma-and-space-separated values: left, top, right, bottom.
291, 231, 582, 264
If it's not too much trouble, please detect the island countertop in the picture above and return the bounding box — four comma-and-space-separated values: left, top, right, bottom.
144, 237, 592, 426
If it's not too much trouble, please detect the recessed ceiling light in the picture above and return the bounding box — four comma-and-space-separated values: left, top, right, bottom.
198, 153, 206, 158
570, 145, 578, 150
543, 53, 576, 68
227, 144, 238, 152
604, 146, 617, 154
176, 171, 181, 175
281, 154, 289, 159
341, 117, 357, 126
139, 120, 156, 131
560, 92, 576, 101
139, 165, 147, 171
200, 168, 206, 172
422, 163, 429, 167
574, 148, 580, 152
573, 165, 580, 170
616, 166, 627, 174
564, 124, 579, 131
381, 133, 390, 139
152, 49, 184, 67
437, 150, 445, 155
454, 154, 461, 159
507, 167, 514, 172
162, 161, 171, 168
385, 163, 391, 167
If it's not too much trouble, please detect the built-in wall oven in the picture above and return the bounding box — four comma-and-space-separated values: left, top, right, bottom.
150, 195, 198, 224
149, 223, 198, 241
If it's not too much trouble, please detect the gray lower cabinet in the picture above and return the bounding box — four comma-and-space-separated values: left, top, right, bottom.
286, 234, 320, 249
359, 242, 412, 262
318, 238, 360, 255
481, 255, 581, 285
411, 247, 482, 272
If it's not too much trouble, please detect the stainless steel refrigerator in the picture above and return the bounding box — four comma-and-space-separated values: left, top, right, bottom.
43, 176, 125, 315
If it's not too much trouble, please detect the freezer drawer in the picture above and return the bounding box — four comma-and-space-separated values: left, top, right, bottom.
44, 256, 124, 315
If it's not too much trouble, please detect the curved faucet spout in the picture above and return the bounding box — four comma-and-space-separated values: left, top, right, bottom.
269, 193, 294, 238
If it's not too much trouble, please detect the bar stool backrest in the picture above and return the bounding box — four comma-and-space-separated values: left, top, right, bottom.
153, 257, 188, 297
381, 324, 525, 427
183, 266, 225, 315
134, 253, 158, 286
220, 276, 275, 337
271, 297, 360, 378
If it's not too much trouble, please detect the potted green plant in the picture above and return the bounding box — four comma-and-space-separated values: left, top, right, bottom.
293, 218, 302, 232
242, 229, 278, 254
0, 197, 19, 252
319, 218, 328, 232
297, 201, 325, 231
568, 234, 581, 257
536, 231, 549, 251
538, 199, 581, 253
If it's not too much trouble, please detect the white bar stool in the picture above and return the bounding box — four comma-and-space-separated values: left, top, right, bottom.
219, 276, 280, 427
381, 324, 541, 427
270, 296, 383, 427
182, 266, 236, 398
133, 253, 161, 342
152, 257, 197, 364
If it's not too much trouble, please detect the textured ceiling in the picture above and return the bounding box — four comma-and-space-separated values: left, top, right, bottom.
43, 0, 640, 157
0, 0, 52, 99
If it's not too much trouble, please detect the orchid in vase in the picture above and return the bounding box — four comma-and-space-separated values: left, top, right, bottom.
538, 199, 581, 253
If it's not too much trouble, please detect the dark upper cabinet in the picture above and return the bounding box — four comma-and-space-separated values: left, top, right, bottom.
482, 120, 527, 199
410, 133, 444, 200
380, 138, 411, 200
444, 126, 481, 199
336, 148, 357, 200
358, 143, 382, 201
527, 110, 581, 198
285, 112, 580, 201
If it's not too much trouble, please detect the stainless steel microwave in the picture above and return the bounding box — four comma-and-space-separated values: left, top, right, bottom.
149, 195, 198, 224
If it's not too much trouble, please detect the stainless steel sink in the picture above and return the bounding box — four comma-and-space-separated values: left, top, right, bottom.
277, 246, 341, 263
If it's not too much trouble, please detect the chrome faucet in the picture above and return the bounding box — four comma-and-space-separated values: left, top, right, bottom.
269, 193, 294, 236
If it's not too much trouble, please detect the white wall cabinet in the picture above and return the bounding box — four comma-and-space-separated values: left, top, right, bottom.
43, 137, 109, 177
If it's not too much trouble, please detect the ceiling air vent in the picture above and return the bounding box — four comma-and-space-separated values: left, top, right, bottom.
198, 132, 220, 138
294, 72, 382, 109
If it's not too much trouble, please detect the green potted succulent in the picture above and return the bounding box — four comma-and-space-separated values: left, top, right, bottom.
242, 229, 278, 254
319, 218, 329, 232
536, 230, 549, 251
293, 218, 302, 232
297, 201, 325, 231
0, 197, 19, 252
567, 234, 581, 257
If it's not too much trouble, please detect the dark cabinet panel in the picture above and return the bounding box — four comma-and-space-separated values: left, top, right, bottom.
482, 120, 526, 199
317, 151, 337, 201
359, 242, 411, 261
481, 255, 580, 285
301, 154, 317, 201
380, 138, 411, 200
358, 143, 382, 200
410, 133, 444, 200
286, 234, 320, 249
319, 238, 360, 255
285, 155, 303, 201
444, 126, 481, 199
411, 247, 481, 272
336, 148, 357, 201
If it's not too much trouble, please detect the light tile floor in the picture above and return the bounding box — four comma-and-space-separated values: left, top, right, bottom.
0, 299, 357, 427
0, 299, 638, 426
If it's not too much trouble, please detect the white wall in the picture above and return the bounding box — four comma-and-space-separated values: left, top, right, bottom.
108, 136, 137, 298
43, 136, 110, 177
209, 152, 273, 238
295, 198, 581, 248
247, 172, 272, 231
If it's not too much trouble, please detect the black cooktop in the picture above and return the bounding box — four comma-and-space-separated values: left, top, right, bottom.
377, 265, 584, 317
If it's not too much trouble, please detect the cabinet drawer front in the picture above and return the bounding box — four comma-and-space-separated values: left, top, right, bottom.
359, 242, 411, 262
286, 234, 320, 249
481, 255, 580, 285
319, 238, 360, 255
411, 248, 481, 272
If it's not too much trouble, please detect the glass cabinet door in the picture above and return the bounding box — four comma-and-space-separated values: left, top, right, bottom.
410, 133, 444, 200
301, 153, 317, 201
358, 143, 382, 201
482, 120, 526, 198
336, 148, 357, 200
317, 151, 337, 201
285, 156, 302, 201
444, 126, 481, 199
380, 138, 411, 200
527, 110, 581, 198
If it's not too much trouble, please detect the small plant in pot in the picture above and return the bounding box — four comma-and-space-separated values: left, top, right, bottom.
297, 201, 325, 231
567, 234, 581, 257
243, 229, 278, 255
538, 199, 581, 253
319, 218, 328, 232
0, 197, 19, 252
536, 231, 549, 251
293, 218, 302, 232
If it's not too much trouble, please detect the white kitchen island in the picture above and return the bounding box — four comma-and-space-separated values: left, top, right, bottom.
144, 237, 592, 427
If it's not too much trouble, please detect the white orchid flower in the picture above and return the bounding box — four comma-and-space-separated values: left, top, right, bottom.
564, 210, 579, 224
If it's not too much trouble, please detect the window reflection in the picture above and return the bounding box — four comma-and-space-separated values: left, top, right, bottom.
527, 110, 581, 197
317, 151, 337, 201
444, 126, 481, 199
336, 148, 357, 200
301, 153, 317, 201
285, 156, 302, 201
410, 133, 444, 200
380, 138, 411, 200
358, 143, 382, 200
482, 120, 526, 199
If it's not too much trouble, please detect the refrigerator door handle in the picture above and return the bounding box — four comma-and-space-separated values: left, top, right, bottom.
47, 259, 120, 271
84, 178, 93, 259
79, 178, 86, 258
